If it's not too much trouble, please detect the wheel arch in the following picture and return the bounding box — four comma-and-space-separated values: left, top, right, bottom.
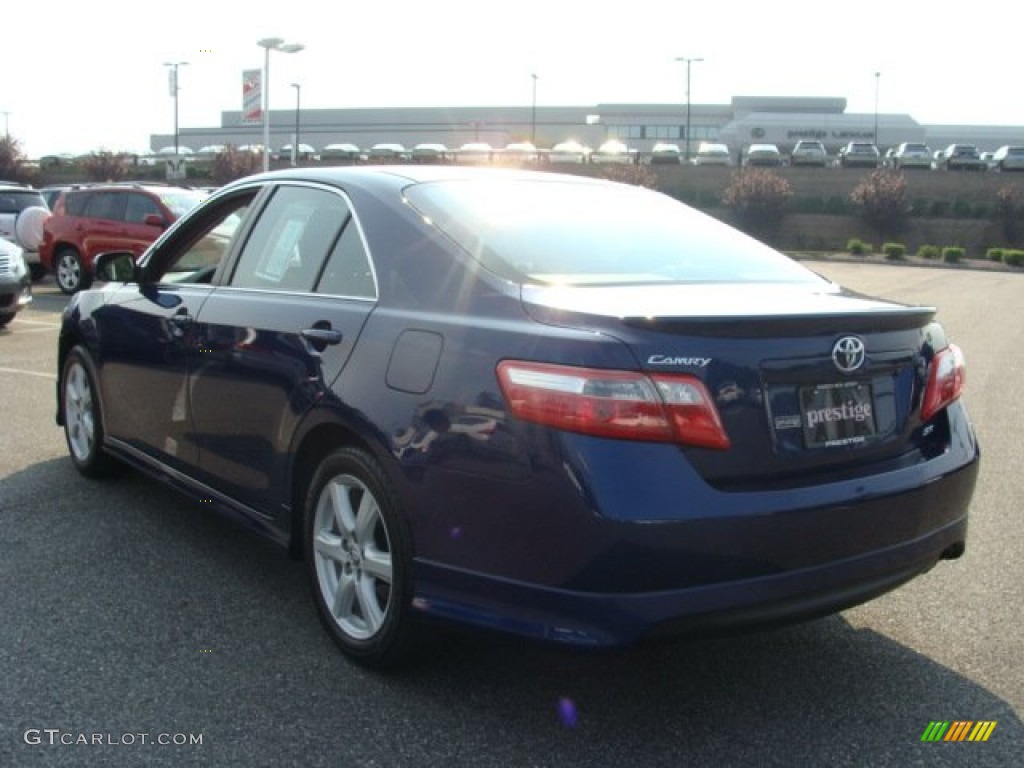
286, 417, 396, 562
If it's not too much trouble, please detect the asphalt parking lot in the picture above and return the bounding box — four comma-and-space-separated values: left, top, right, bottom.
1, 266, 1022, 767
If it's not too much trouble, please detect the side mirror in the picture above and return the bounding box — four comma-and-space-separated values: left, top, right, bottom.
143, 213, 168, 228
94, 251, 138, 283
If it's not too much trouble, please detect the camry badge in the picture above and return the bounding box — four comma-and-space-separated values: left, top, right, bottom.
832, 336, 866, 373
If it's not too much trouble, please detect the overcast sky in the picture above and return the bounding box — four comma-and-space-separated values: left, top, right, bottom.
5, 0, 1023, 157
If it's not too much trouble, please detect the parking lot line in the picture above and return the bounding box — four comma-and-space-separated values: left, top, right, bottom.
0, 366, 57, 380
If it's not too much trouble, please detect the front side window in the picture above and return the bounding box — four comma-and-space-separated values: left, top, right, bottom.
125, 192, 163, 224
157, 190, 257, 284
230, 186, 350, 292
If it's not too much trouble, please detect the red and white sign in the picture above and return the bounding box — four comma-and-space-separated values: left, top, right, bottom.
242, 69, 262, 124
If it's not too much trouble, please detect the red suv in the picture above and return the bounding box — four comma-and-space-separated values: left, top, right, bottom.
39, 184, 206, 293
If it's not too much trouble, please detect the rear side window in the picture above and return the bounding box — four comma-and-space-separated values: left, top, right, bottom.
315, 223, 376, 299
0, 191, 46, 213
83, 192, 127, 222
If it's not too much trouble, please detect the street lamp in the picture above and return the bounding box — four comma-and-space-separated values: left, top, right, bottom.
873, 72, 881, 148
530, 73, 539, 146
675, 57, 703, 162
257, 37, 304, 172
291, 83, 301, 166
163, 61, 188, 155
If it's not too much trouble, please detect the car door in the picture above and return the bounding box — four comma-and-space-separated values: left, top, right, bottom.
80, 191, 128, 260
188, 183, 378, 515
95, 187, 261, 474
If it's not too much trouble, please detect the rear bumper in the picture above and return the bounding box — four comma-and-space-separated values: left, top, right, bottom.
413, 475, 973, 646
411, 406, 979, 647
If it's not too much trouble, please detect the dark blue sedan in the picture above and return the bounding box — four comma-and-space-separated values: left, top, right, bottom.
56, 166, 979, 666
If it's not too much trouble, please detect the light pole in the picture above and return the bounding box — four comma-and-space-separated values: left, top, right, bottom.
873, 72, 881, 148
257, 37, 304, 172
163, 61, 188, 155
675, 57, 703, 162
291, 83, 301, 166
530, 73, 538, 146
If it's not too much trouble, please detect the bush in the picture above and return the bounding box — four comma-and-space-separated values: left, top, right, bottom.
917, 244, 940, 260
995, 187, 1024, 244
882, 242, 906, 260
601, 164, 657, 189
847, 238, 869, 255
721, 168, 793, 235
910, 198, 930, 216
823, 195, 848, 215
929, 201, 950, 218
942, 246, 966, 263
951, 199, 972, 218
986, 248, 1005, 262
849, 169, 910, 239
1003, 250, 1024, 267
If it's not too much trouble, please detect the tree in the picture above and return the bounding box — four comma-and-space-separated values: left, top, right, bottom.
849, 169, 910, 241
0, 135, 33, 183
212, 145, 262, 185
721, 168, 793, 236
81, 151, 128, 182
994, 186, 1024, 245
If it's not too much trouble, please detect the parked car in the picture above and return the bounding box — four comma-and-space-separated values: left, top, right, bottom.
590, 140, 634, 164
39, 183, 206, 294
547, 140, 590, 164
992, 145, 1024, 171
744, 143, 783, 166
368, 143, 409, 162
0, 237, 31, 327
693, 142, 731, 166
649, 142, 682, 165
320, 144, 363, 162
891, 142, 933, 170
790, 140, 829, 167
838, 142, 881, 168
57, 166, 978, 667
0, 183, 49, 280
456, 142, 493, 164
277, 144, 318, 162
411, 143, 450, 164
935, 144, 986, 171
499, 142, 539, 163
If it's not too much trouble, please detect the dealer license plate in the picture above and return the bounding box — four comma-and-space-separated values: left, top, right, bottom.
799, 381, 877, 448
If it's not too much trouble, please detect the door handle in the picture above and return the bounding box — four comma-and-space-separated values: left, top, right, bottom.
301, 328, 343, 346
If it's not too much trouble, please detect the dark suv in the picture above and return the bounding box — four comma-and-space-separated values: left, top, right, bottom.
39, 184, 206, 294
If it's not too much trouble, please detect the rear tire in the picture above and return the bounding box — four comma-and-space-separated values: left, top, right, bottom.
305, 446, 416, 667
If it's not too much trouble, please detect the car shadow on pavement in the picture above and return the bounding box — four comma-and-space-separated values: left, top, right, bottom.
2, 458, 1019, 768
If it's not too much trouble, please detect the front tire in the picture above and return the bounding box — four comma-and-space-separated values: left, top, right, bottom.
62, 347, 117, 477
305, 447, 416, 667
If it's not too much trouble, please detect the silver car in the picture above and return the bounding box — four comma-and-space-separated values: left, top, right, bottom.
992, 145, 1024, 171
891, 142, 933, 170
790, 140, 829, 167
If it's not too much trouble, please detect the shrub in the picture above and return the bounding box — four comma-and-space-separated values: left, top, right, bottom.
929, 201, 949, 218
1004, 250, 1024, 267
910, 198, 930, 216
849, 169, 910, 239
942, 246, 965, 263
823, 195, 848, 215
721, 168, 793, 235
882, 242, 906, 260
847, 238, 868, 255
986, 248, 1005, 262
951, 199, 972, 218
917, 244, 940, 259
602, 163, 657, 189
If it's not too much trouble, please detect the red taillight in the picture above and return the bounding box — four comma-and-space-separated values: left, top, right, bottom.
496, 361, 730, 449
921, 344, 966, 421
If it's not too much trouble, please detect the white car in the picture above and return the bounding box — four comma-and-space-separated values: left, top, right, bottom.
499, 142, 539, 163
992, 145, 1024, 171
456, 143, 493, 164
548, 140, 590, 164
790, 140, 829, 167
412, 143, 450, 163
649, 142, 682, 165
744, 144, 783, 167
590, 140, 634, 164
369, 143, 409, 162
694, 142, 732, 166
320, 143, 362, 161
891, 142, 932, 170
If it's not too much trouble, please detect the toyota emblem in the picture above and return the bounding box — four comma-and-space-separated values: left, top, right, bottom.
832, 336, 866, 373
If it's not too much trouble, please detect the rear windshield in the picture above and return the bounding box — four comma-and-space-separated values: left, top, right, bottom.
0, 190, 46, 214
404, 179, 823, 286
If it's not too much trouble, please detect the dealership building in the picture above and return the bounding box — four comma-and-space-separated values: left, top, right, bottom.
152, 96, 1024, 157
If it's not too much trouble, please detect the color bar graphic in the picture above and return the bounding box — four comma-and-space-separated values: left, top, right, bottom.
920, 721, 996, 742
